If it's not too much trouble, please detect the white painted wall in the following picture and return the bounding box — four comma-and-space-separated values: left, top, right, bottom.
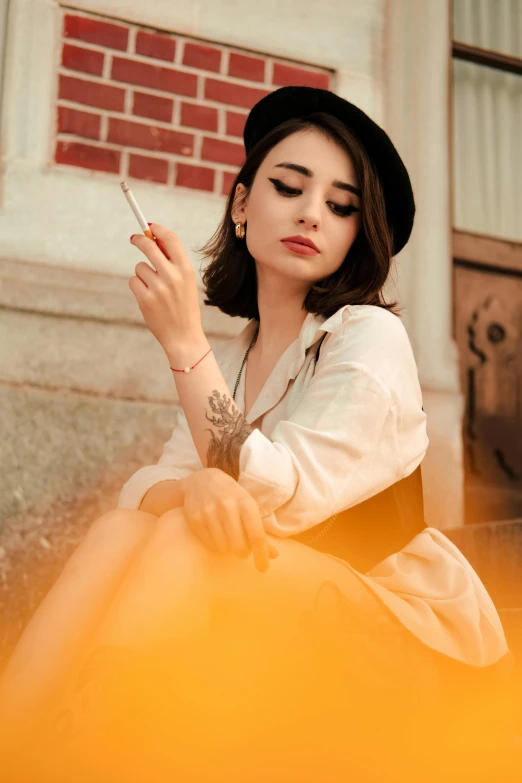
384, 0, 464, 529
0, 1, 9, 103
0, 0, 384, 277
0, 0, 11, 204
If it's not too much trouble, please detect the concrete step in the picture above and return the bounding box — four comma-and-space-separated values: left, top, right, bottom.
446, 524, 522, 733
444, 520, 522, 608
498, 609, 522, 734
500, 609, 522, 648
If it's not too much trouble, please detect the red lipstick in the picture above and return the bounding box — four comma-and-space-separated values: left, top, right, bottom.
281, 235, 320, 256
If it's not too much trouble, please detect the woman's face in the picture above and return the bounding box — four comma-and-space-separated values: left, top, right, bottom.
233, 128, 362, 291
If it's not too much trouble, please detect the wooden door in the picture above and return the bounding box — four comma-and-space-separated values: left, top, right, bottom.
453, 230, 522, 524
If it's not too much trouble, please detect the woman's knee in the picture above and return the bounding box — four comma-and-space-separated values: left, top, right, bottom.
85, 508, 158, 543
148, 508, 215, 566
53, 509, 160, 588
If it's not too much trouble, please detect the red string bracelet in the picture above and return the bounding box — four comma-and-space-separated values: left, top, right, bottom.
170, 347, 213, 374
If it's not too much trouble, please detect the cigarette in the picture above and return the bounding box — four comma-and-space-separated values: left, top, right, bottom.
120, 181, 155, 240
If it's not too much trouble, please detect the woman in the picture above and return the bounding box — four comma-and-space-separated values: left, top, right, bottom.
0, 86, 515, 782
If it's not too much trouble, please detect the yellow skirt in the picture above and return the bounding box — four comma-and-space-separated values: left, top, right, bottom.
0, 507, 516, 783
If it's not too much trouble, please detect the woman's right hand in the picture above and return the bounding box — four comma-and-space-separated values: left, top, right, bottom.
181, 468, 279, 573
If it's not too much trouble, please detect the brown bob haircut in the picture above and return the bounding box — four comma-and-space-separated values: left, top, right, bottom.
199, 112, 399, 322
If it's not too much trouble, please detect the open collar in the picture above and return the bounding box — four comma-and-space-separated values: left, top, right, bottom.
219, 305, 352, 423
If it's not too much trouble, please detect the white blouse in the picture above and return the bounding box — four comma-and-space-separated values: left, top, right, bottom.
117, 304, 510, 668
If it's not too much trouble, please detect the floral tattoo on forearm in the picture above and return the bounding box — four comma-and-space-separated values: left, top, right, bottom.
204, 391, 254, 480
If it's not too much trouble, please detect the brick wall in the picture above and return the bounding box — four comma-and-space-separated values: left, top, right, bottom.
55, 7, 333, 198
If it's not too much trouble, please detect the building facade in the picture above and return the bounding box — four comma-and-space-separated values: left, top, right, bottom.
0, 0, 483, 535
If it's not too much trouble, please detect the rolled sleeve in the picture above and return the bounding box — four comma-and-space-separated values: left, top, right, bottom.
238, 359, 397, 537
116, 408, 202, 510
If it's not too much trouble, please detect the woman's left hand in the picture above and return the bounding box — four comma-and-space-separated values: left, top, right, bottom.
128, 223, 204, 355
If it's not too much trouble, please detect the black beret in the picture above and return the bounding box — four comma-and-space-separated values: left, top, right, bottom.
243, 86, 415, 255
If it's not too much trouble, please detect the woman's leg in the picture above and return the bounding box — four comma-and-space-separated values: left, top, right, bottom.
75, 505, 404, 716
86, 506, 389, 654
0, 508, 158, 735
47, 508, 416, 782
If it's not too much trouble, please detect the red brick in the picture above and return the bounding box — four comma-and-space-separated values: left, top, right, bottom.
226, 110, 247, 138
180, 102, 218, 132
272, 63, 330, 89
176, 163, 215, 192
108, 117, 194, 156
55, 140, 120, 173
201, 137, 244, 167
63, 13, 129, 51
59, 74, 125, 112
133, 92, 173, 123
135, 30, 176, 62
111, 57, 197, 97
183, 42, 221, 73
57, 106, 101, 140
61, 43, 104, 76
129, 153, 169, 184
228, 52, 265, 83
205, 78, 270, 109
222, 170, 238, 196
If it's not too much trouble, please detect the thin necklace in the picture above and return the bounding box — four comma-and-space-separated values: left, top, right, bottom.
232, 324, 259, 401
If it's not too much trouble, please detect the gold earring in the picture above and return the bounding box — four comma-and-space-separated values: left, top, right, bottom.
235, 222, 245, 240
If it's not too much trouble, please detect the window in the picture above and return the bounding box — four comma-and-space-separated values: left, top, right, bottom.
452, 0, 522, 242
